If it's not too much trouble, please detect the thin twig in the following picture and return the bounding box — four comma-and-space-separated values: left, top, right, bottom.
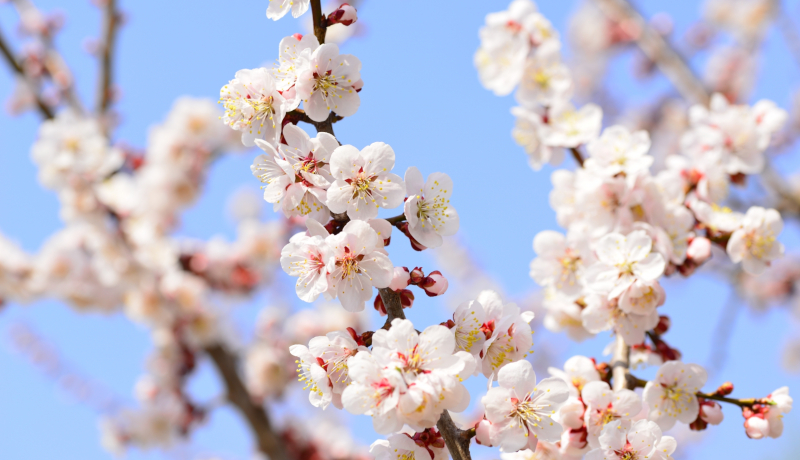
205, 344, 289, 460
96, 0, 119, 114
591, 0, 710, 105
0, 25, 54, 119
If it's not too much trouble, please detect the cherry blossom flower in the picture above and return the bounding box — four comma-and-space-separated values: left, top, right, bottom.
530, 230, 589, 297
370, 433, 446, 460
727, 206, 784, 275
581, 293, 659, 345
618, 280, 665, 316
325, 220, 394, 311
584, 126, 653, 177
296, 43, 362, 122
31, 110, 123, 191
451, 300, 488, 360
515, 41, 572, 106
584, 420, 676, 460
682, 93, 787, 175
472, 290, 535, 377
342, 319, 474, 433
585, 231, 666, 300
548, 355, 601, 397
511, 106, 561, 171
272, 34, 320, 101
403, 167, 459, 249
266, 0, 310, 21
280, 227, 332, 303
581, 381, 642, 448
481, 359, 569, 452
542, 288, 594, 342
327, 143, 405, 221
746, 387, 793, 439
542, 101, 602, 148
642, 361, 708, 430
500, 443, 573, 460
220, 68, 288, 147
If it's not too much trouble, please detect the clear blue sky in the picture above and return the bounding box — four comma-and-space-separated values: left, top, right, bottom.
1, 1, 799, 459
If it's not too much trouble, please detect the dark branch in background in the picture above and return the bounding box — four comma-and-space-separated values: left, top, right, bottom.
569, 147, 585, 167
205, 345, 289, 460
96, 0, 119, 115
0, 24, 54, 119
591, 0, 710, 105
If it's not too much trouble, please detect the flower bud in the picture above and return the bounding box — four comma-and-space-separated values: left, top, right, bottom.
744, 414, 769, 439
397, 222, 427, 251
700, 401, 724, 425
388, 267, 410, 291
687, 236, 712, 264
475, 420, 493, 446
327, 3, 358, 26
409, 267, 425, 285
399, 289, 415, 309
373, 293, 386, 316
421, 271, 448, 297
654, 315, 671, 335
716, 381, 734, 396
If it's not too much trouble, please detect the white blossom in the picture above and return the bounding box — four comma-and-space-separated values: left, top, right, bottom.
584, 126, 653, 177
266, 0, 310, 21
727, 206, 784, 275
581, 381, 643, 448
220, 68, 288, 147
296, 43, 362, 122
327, 143, 405, 221
403, 167, 459, 248
642, 361, 708, 430
585, 420, 676, 460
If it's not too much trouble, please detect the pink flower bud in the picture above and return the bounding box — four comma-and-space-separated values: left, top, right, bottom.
389, 267, 410, 291
654, 315, 670, 335
421, 271, 448, 297
475, 420, 493, 446
409, 267, 425, 285
352, 78, 364, 93
373, 293, 386, 316
687, 236, 712, 264
327, 3, 358, 26
700, 401, 724, 425
744, 414, 769, 439
399, 289, 415, 309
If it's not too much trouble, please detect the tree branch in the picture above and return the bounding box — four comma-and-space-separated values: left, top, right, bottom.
0, 24, 54, 119
310, 0, 328, 45
436, 411, 474, 460
569, 147, 585, 167
591, 0, 710, 105
205, 344, 289, 460
611, 334, 631, 391
95, 0, 119, 115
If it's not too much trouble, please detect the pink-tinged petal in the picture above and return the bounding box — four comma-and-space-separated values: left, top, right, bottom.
438, 206, 460, 236
409, 220, 444, 248
405, 166, 425, 196
632, 253, 665, 281
598, 420, 626, 451
418, 325, 456, 359
498, 360, 537, 395
533, 230, 567, 258
625, 230, 653, 262
305, 89, 331, 122
312, 43, 340, 72
326, 180, 352, 214
613, 389, 642, 418
424, 172, 454, 200
358, 252, 393, 288
341, 220, 379, 252
361, 142, 396, 175
595, 233, 626, 265
533, 377, 570, 406
336, 273, 367, 312
332, 87, 360, 117
581, 381, 613, 408
372, 173, 406, 209
282, 123, 312, 151
495, 423, 529, 452
482, 387, 514, 423
330, 145, 363, 180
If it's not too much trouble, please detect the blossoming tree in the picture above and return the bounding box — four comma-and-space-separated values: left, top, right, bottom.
1, 0, 799, 459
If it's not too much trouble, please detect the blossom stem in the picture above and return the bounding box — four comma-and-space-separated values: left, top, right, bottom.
0, 24, 54, 119
436, 410, 474, 460
379, 287, 406, 327
628, 373, 766, 408
95, 0, 119, 115
590, 0, 710, 105
205, 344, 289, 460
569, 147, 585, 167
310, 0, 327, 45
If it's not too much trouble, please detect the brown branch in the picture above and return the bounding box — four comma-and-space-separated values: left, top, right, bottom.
569, 147, 585, 167
591, 0, 710, 105
96, 0, 119, 114
610, 334, 631, 391
0, 24, 54, 119
205, 344, 289, 460
379, 287, 406, 329
310, 0, 328, 45
436, 411, 474, 460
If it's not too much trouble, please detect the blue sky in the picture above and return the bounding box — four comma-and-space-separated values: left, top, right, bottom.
1, 1, 799, 459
